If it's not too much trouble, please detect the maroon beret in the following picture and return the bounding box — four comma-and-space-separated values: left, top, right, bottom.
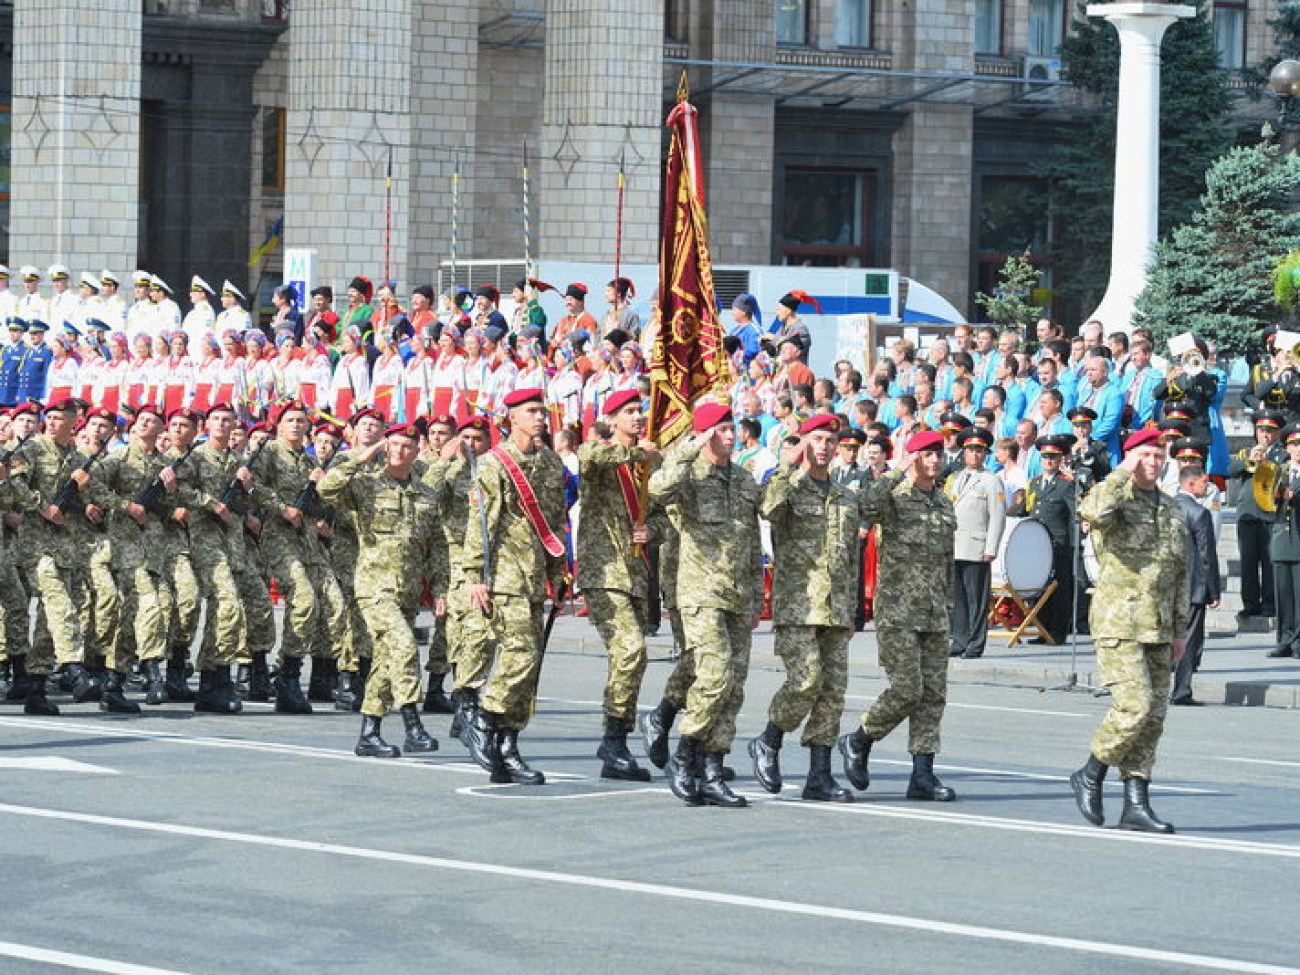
798, 413, 841, 436
1124, 428, 1163, 452
167, 406, 204, 425
503, 388, 545, 409
602, 389, 641, 416
906, 430, 945, 453
385, 423, 422, 440
458, 415, 491, 433
425, 412, 457, 430
692, 402, 733, 434
348, 406, 384, 426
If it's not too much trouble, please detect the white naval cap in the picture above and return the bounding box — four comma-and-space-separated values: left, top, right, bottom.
20, 265, 41, 281
47, 264, 70, 280
222, 279, 246, 301
79, 272, 101, 291
190, 275, 215, 295
150, 274, 173, 295
0, 265, 9, 279
132, 269, 152, 287
99, 269, 120, 286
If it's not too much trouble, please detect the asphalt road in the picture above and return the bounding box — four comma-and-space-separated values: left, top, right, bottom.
1, 646, 1297, 975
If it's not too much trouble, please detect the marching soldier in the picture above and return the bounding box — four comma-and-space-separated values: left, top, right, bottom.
159, 407, 204, 702
577, 388, 661, 782
1269, 425, 1300, 660
650, 402, 763, 808
461, 389, 569, 785
420, 413, 458, 714
231, 421, 277, 703
838, 429, 958, 801
78, 408, 122, 694
946, 426, 1005, 660
1011, 433, 1077, 644
319, 423, 441, 757
749, 414, 857, 802
0, 419, 35, 698
1070, 428, 1189, 833
1228, 409, 1285, 624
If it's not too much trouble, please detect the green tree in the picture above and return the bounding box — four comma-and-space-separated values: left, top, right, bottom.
1043, 1, 1234, 315
975, 251, 1044, 330
1134, 135, 1300, 356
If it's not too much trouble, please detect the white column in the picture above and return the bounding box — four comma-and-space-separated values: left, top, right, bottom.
1086, 3, 1195, 333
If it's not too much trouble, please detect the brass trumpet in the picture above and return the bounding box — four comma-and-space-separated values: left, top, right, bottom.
1253, 457, 1285, 513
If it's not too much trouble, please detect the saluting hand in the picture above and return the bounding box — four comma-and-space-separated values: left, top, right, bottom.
468, 582, 493, 616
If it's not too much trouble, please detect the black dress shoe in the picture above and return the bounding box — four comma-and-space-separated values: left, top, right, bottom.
961, 651, 984, 659
1266, 647, 1293, 658
948, 647, 964, 658
1170, 696, 1203, 706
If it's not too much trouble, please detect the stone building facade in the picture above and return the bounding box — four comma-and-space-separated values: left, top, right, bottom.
0, 0, 1281, 317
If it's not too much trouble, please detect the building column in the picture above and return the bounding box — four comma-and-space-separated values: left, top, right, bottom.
283, 0, 413, 294
8, 0, 141, 272
539, 0, 663, 266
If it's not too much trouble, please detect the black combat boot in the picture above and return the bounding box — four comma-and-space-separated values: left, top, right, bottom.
450, 687, 477, 740
24, 675, 59, 716
422, 672, 455, 714
462, 707, 502, 773
640, 698, 680, 769
334, 669, 359, 711
700, 752, 748, 808
1069, 754, 1109, 826
400, 704, 439, 753
234, 663, 252, 700
747, 721, 784, 794
355, 715, 401, 758
597, 716, 652, 781
143, 659, 167, 705
195, 668, 243, 714
5, 655, 33, 701
497, 729, 545, 785
667, 735, 703, 806
164, 649, 195, 702
247, 652, 273, 702
1118, 777, 1175, 834
837, 727, 874, 791
906, 753, 956, 802
803, 744, 854, 802
66, 663, 103, 703
307, 656, 337, 703
274, 656, 313, 714
100, 670, 141, 715
350, 657, 370, 713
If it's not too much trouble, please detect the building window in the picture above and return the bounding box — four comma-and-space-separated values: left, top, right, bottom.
665, 0, 687, 42
1213, 1, 1246, 70
975, 0, 1003, 55
834, 0, 871, 49
781, 168, 873, 266
1028, 0, 1066, 57
262, 107, 286, 192
976, 176, 1051, 304
776, 0, 809, 46
262, 0, 289, 22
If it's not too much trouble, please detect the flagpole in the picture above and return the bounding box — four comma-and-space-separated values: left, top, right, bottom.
450, 154, 461, 294
522, 138, 533, 282
615, 148, 626, 283
383, 146, 394, 287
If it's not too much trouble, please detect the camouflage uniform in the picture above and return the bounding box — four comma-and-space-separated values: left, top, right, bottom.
856, 470, 956, 754
251, 439, 347, 663
235, 518, 275, 667
0, 467, 34, 667
648, 442, 763, 754
158, 445, 200, 659
440, 456, 496, 694
1079, 468, 1189, 779
577, 439, 654, 721
319, 456, 439, 716
82, 519, 120, 668
461, 440, 568, 731
652, 501, 694, 704
761, 466, 858, 746
14, 436, 92, 675
420, 459, 451, 681
91, 444, 169, 671
329, 498, 370, 672
177, 441, 248, 669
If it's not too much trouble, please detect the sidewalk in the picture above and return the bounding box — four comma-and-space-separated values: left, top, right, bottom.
541, 615, 1300, 710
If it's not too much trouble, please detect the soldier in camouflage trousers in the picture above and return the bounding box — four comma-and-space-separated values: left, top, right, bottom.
461, 390, 568, 785
0, 419, 36, 701
577, 388, 660, 782
1070, 429, 1189, 834
320, 424, 441, 758
839, 430, 959, 802
750, 415, 857, 803
158, 408, 204, 704
419, 414, 458, 715
649, 403, 763, 809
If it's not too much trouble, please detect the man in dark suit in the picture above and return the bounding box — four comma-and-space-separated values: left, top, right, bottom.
1171, 464, 1221, 705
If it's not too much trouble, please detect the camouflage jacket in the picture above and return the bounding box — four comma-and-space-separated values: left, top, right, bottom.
92, 443, 170, 573
1079, 468, 1190, 643
0, 468, 34, 557
761, 466, 860, 628
576, 439, 654, 597
430, 456, 474, 594
461, 439, 568, 601
319, 456, 440, 609
13, 435, 95, 568
176, 440, 248, 561
157, 444, 195, 557
648, 442, 763, 615
861, 470, 956, 630
417, 457, 451, 597
251, 439, 330, 568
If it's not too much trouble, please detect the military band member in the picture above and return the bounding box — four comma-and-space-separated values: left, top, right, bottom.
1228, 410, 1285, 622
946, 427, 1005, 660
749, 413, 857, 802
1066, 407, 1111, 494
1171, 463, 1220, 706
1071, 428, 1189, 833
1258, 332, 1300, 423
577, 388, 660, 782
651, 402, 763, 808
461, 389, 568, 785
839, 429, 958, 801
1011, 433, 1077, 644
320, 423, 441, 758
1268, 425, 1300, 659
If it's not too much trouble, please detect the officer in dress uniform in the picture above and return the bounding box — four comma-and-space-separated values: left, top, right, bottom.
17, 267, 47, 325
183, 277, 218, 351
1011, 433, 1077, 644
125, 271, 155, 342
1241, 327, 1276, 411
46, 265, 79, 331
1259, 331, 1300, 424
1228, 409, 1285, 623
97, 271, 127, 330
1, 319, 27, 408
149, 276, 183, 332
1268, 424, 1300, 659
946, 427, 1006, 660
216, 281, 253, 335
0, 266, 17, 323
16, 321, 53, 405
938, 411, 971, 482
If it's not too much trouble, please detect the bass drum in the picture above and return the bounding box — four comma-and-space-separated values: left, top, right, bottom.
991, 517, 1054, 594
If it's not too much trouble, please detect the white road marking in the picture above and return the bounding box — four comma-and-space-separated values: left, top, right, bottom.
773, 799, 1300, 860
0, 756, 118, 775
0, 802, 1292, 975
1220, 757, 1300, 769
842, 694, 1088, 718
456, 785, 664, 801
868, 759, 1219, 796
0, 939, 186, 975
